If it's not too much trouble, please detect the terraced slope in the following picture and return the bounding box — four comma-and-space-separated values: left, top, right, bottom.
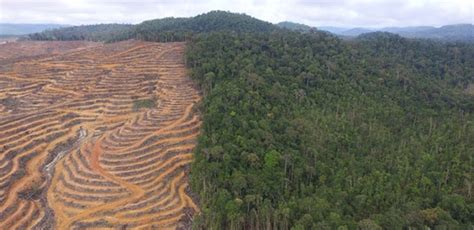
0, 40, 201, 229
0, 41, 97, 63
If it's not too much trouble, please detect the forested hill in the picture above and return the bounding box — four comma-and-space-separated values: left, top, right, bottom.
28, 23, 132, 41
277, 21, 316, 33
28, 11, 279, 42
188, 29, 473, 229
114, 11, 278, 42
27, 12, 473, 43
27, 11, 474, 229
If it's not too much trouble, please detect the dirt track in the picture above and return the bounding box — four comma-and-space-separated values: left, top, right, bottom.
0, 40, 201, 229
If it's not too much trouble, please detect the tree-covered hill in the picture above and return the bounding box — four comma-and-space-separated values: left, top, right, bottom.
28, 11, 278, 42
187, 30, 473, 228
110, 11, 279, 42
28, 23, 132, 41
277, 21, 316, 33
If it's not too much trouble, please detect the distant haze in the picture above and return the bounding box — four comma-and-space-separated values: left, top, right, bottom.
0, 23, 67, 35
0, 0, 472, 27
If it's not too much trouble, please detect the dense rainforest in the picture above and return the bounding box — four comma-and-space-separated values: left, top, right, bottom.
29, 11, 473, 229
187, 30, 473, 229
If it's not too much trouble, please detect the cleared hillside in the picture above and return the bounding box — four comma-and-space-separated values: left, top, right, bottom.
0, 40, 200, 229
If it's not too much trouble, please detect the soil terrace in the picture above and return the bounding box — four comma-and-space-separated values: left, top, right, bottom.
0, 40, 201, 229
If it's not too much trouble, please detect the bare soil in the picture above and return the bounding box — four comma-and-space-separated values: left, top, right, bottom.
0, 40, 201, 229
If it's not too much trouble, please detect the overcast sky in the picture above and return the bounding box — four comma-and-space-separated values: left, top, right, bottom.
0, 0, 472, 28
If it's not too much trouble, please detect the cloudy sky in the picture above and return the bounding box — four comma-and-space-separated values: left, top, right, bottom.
0, 0, 472, 27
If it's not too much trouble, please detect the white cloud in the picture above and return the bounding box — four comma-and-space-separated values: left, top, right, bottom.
0, 0, 472, 27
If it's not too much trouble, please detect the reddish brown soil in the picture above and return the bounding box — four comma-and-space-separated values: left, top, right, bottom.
0, 40, 201, 229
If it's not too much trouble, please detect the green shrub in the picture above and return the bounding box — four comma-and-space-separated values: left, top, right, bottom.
132, 98, 156, 111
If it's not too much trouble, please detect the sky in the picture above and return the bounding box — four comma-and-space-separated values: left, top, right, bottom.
0, 0, 473, 28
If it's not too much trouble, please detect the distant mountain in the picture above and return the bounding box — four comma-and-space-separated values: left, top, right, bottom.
382, 26, 435, 34
319, 24, 473, 42
338, 27, 373, 37
317, 26, 350, 34
277, 21, 315, 32
396, 24, 474, 42
0, 23, 67, 35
